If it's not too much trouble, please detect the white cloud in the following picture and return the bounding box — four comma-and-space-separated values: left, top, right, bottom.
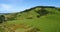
0, 4, 12, 10
0, 4, 21, 13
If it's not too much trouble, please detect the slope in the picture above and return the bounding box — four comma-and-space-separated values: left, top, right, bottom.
0, 6, 60, 32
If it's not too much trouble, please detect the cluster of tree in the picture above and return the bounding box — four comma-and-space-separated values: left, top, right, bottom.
36, 8, 49, 18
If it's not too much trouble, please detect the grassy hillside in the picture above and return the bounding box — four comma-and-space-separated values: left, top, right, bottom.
0, 6, 60, 32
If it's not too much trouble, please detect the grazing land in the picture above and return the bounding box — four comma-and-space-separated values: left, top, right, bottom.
0, 6, 60, 32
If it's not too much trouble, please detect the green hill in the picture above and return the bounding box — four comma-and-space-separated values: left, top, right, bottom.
0, 6, 60, 32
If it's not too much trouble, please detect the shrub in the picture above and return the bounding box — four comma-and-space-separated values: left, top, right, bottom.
37, 15, 40, 18
58, 9, 60, 11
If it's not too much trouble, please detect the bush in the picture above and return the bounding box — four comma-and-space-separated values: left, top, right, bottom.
37, 15, 40, 18
58, 9, 60, 11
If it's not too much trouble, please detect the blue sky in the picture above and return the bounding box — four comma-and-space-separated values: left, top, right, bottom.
0, 0, 60, 13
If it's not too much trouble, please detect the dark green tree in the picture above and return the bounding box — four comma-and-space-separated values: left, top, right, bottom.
0, 15, 5, 23
37, 8, 49, 16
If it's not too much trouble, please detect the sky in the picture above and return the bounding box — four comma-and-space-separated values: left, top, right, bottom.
0, 0, 60, 13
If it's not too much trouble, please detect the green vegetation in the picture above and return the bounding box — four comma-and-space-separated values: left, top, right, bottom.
0, 6, 60, 32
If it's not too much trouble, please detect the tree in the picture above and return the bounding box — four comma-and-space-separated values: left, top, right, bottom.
37, 8, 49, 16
0, 15, 5, 23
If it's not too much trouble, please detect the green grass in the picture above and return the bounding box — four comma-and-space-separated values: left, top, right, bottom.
4, 13, 60, 32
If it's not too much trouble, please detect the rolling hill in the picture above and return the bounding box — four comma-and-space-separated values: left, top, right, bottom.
0, 6, 60, 32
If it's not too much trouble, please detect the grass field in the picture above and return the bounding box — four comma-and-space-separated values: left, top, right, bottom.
1, 14, 59, 32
